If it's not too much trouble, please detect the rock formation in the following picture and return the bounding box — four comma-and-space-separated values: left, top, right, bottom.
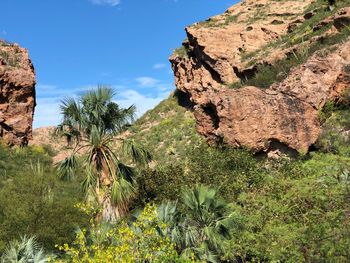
0, 40, 36, 146
170, 0, 350, 155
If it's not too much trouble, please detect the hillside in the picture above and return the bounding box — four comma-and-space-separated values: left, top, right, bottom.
121, 92, 202, 164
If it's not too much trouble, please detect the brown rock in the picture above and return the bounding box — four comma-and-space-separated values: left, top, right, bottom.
0, 40, 36, 146
170, 1, 350, 154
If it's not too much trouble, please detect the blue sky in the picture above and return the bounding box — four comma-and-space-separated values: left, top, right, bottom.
0, 0, 237, 127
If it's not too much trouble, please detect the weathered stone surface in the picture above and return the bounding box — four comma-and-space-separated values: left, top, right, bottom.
170, 0, 350, 154
0, 40, 36, 146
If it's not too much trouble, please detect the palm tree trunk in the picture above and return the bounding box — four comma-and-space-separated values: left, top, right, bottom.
101, 195, 120, 222
95, 157, 121, 222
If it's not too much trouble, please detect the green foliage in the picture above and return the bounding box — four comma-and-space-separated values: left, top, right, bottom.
0, 41, 22, 67
177, 185, 239, 262
0, 145, 89, 254
137, 144, 264, 203
174, 46, 189, 58
316, 108, 350, 154
135, 140, 350, 262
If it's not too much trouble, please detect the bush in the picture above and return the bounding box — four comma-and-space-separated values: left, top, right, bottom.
136, 143, 265, 204
0, 145, 89, 253
55, 204, 188, 262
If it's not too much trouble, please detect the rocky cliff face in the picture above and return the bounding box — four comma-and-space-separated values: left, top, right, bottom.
0, 40, 36, 146
170, 0, 350, 155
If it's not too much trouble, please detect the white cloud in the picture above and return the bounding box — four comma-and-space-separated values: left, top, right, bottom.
116, 89, 170, 117
33, 82, 173, 128
153, 63, 167, 70
89, 0, 121, 6
136, 77, 160, 87
33, 97, 61, 128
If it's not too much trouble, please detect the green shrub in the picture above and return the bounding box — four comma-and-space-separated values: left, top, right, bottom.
0, 145, 89, 253
174, 46, 189, 58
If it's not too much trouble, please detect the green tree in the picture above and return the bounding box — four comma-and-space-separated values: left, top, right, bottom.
57, 86, 151, 222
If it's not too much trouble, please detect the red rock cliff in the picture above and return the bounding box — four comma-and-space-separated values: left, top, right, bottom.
0, 40, 36, 146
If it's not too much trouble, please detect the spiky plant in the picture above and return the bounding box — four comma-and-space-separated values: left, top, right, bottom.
179, 185, 235, 262
0, 236, 53, 263
156, 185, 237, 263
56, 86, 152, 222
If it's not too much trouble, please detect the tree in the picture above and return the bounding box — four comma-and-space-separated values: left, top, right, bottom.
1, 236, 53, 263
56, 86, 151, 222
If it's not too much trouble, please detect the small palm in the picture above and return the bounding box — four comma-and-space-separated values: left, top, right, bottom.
1, 236, 52, 263
158, 185, 236, 263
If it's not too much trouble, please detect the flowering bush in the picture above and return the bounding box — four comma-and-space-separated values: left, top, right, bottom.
55, 204, 195, 262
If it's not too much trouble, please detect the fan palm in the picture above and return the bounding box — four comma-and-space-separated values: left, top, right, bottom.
56, 86, 151, 222
157, 185, 236, 262
0, 236, 53, 263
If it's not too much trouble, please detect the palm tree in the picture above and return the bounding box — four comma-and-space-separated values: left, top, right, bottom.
157, 185, 236, 262
56, 86, 151, 222
1, 236, 53, 263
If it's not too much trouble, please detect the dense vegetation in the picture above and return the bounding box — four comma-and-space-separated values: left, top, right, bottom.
0, 144, 89, 253
2, 92, 349, 262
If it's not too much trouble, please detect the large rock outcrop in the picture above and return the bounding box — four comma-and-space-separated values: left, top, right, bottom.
170, 0, 350, 154
0, 40, 36, 146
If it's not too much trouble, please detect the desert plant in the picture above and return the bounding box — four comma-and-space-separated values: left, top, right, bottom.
56, 86, 152, 222
179, 185, 236, 262
1, 236, 53, 263
154, 185, 237, 262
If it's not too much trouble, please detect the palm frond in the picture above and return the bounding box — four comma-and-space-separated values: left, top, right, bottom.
56, 154, 78, 180
82, 165, 97, 193
122, 139, 152, 166
117, 162, 135, 183
1, 235, 54, 263
157, 201, 182, 243
110, 177, 136, 206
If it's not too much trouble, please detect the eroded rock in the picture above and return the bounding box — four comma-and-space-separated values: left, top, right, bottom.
0, 40, 36, 146
170, 0, 350, 154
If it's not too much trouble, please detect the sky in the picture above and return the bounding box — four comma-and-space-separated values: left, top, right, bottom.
0, 0, 238, 128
